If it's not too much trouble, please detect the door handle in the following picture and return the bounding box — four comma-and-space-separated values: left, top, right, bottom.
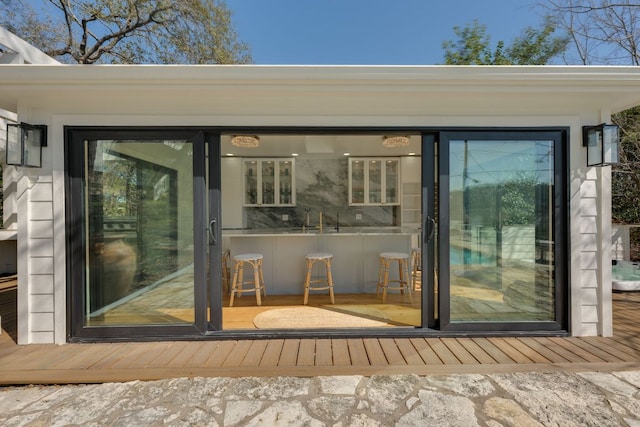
424, 216, 436, 243
208, 218, 217, 245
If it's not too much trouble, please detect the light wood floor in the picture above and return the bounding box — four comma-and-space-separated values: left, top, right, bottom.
2, 278, 640, 385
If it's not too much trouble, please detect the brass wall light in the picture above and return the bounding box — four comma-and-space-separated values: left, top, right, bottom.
583, 123, 620, 167
6, 122, 47, 168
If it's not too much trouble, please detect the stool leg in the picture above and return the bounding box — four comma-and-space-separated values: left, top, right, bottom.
377, 257, 385, 297
303, 259, 312, 305
398, 259, 404, 296
326, 258, 335, 304
253, 261, 262, 306
411, 251, 418, 291
229, 260, 240, 307
403, 259, 413, 304
258, 259, 266, 298
382, 258, 390, 303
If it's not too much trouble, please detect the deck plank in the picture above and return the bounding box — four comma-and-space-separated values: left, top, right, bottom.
506, 339, 553, 363
220, 340, 252, 368
259, 339, 284, 367
426, 338, 461, 364
315, 339, 333, 366
487, 338, 534, 364
297, 339, 317, 366
533, 337, 591, 363
378, 338, 406, 365
409, 338, 444, 364
347, 339, 370, 366
185, 342, 224, 367
88, 344, 137, 369
517, 338, 571, 363
202, 340, 237, 367
146, 342, 194, 368
331, 339, 351, 366
545, 337, 605, 363
441, 338, 479, 364
240, 340, 269, 367
582, 336, 640, 361
456, 338, 497, 364
54, 344, 122, 370
581, 337, 638, 362
363, 338, 388, 365
110, 343, 170, 369
394, 339, 426, 365
471, 338, 515, 364
278, 339, 300, 366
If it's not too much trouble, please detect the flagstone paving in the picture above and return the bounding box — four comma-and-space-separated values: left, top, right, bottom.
1, 370, 639, 426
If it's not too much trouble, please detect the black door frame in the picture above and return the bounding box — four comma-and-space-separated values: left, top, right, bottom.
436, 129, 569, 332
65, 126, 569, 342
65, 127, 211, 340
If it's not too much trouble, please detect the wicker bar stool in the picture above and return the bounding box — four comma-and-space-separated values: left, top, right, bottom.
376, 252, 412, 303
303, 252, 335, 305
229, 253, 266, 306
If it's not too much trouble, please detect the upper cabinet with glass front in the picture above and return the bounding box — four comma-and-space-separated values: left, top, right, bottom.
348, 158, 400, 206
243, 158, 295, 206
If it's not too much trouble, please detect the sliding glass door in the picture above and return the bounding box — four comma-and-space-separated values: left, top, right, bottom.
438, 130, 567, 331
67, 129, 211, 339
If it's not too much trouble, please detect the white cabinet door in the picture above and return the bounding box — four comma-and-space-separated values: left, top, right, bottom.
349, 158, 400, 206
243, 158, 296, 206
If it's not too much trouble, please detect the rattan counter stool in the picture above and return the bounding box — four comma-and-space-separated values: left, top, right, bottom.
376, 252, 412, 303
229, 253, 266, 306
303, 252, 335, 305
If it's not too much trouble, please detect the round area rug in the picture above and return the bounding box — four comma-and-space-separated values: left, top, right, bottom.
253, 306, 390, 329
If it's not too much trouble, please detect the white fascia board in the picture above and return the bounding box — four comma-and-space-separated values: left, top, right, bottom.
1, 64, 640, 113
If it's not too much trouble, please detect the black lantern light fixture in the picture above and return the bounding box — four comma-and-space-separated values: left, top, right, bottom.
582, 123, 620, 167
5, 122, 47, 168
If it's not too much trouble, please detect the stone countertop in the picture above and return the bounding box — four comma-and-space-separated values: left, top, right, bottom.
223, 227, 419, 237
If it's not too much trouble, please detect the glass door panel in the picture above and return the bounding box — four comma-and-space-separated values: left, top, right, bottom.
447, 139, 555, 323
278, 159, 293, 205
385, 159, 399, 204
350, 159, 365, 204
262, 160, 275, 205
84, 140, 195, 326
368, 160, 382, 204
244, 160, 259, 205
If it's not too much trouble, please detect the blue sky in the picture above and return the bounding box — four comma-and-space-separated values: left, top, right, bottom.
225, 0, 545, 65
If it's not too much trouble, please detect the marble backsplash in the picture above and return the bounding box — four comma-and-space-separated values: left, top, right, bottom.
246, 158, 398, 229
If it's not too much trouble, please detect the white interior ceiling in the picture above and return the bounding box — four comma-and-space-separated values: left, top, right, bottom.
221, 134, 422, 158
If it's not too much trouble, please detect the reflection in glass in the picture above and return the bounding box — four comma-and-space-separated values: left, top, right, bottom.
449, 140, 555, 322
84, 140, 195, 326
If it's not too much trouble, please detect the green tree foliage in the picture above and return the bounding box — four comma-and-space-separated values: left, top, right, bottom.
612, 107, 640, 223
442, 18, 569, 65
0, 0, 251, 64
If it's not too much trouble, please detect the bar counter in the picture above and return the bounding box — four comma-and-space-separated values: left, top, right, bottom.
222, 228, 419, 295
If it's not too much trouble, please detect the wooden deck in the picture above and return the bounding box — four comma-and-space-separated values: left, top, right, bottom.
1, 278, 640, 385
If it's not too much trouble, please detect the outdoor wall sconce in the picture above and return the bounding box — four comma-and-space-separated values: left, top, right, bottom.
583, 123, 620, 167
5, 122, 47, 168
